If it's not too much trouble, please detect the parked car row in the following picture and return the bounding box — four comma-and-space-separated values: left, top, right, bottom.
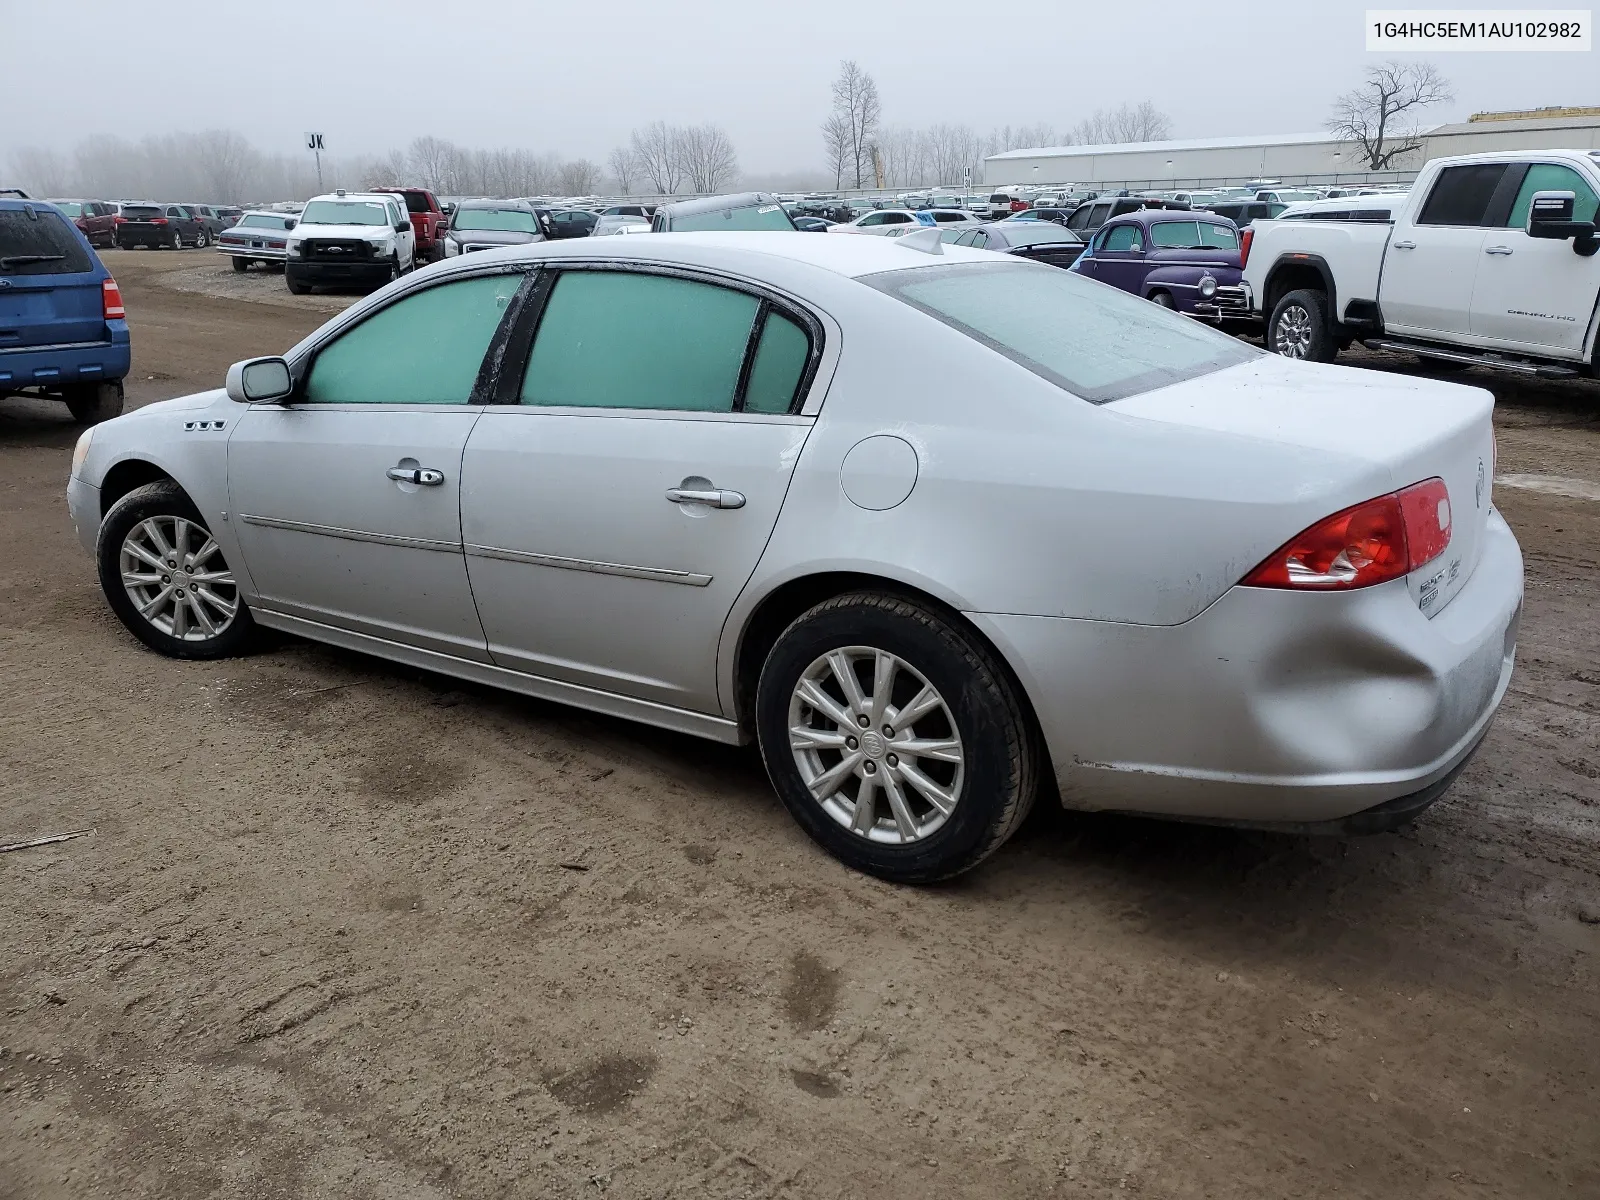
44, 199, 243, 251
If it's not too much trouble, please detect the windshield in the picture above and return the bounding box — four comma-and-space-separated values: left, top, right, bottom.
239, 213, 291, 230
862, 261, 1257, 404
121, 205, 162, 219
670, 204, 794, 232
454, 208, 541, 232
299, 200, 391, 227
1149, 221, 1239, 250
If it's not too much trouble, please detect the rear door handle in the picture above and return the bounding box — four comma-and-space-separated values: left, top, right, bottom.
666, 487, 745, 509
1392, 240, 1416, 250
1484, 245, 1514, 256
388, 466, 445, 486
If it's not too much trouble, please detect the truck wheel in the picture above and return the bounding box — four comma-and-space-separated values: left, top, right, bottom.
286, 274, 310, 295
1268, 289, 1336, 362
64, 380, 125, 425
231, 256, 248, 273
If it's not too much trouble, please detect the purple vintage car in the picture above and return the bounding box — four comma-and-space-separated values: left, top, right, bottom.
1068, 210, 1252, 326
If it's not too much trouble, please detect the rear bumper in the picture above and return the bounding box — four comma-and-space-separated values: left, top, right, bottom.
217, 241, 287, 261
969, 509, 1524, 827
0, 331, 131, 391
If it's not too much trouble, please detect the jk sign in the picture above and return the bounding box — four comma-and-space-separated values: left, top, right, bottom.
305, 132, 326, 152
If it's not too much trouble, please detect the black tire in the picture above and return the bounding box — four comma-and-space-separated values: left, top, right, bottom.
168, 229, 182, 251
1268, 288, 1337, 362
197, 229, 210, 248
755, 592, 1039, 884
97, 481, 258, 661
387, 255, 401, 283
1149, 290, 1175, 309
232, 256, 249, 272
286, 273, 310, 295
64, 380, 124, 425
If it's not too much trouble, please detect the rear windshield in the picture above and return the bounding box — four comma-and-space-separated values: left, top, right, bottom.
862, 261, 1257, 404
121, 205, 162, 219
53, 201, 85, 217
669, 204, 794, 232
454, 208, 541, 232
391, 192, 431, 214
0, 208, 94, 275
300, 200, 390, 227
239, 214, 292, 229
1002, 224, 1084, 247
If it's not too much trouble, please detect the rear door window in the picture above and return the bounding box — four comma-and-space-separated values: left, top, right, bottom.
1417, 164, 1509, 226
520, 271, 758, 412
0, 208, 93, 275
1149, 221, 1200, 248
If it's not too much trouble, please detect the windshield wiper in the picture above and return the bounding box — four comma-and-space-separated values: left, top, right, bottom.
0, 254, 67, 268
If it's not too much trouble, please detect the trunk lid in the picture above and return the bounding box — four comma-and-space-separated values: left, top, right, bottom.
1109, 355, 1497, 617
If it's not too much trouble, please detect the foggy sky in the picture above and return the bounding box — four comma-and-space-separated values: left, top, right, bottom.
7, 0, 1596, 172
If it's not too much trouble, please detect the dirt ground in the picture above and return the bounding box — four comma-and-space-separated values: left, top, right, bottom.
2, 250, 1598, 1199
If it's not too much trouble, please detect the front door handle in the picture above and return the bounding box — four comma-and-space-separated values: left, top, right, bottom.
1484, 245, 1514, 256
1392, 240, 1416, 250
667, 486, 745, 509
388, 466, 445, 486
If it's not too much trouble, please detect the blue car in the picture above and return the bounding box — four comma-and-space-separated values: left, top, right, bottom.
0, 197, 129, 423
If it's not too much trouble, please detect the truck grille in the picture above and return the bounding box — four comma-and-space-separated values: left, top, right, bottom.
303, 239, 373, 260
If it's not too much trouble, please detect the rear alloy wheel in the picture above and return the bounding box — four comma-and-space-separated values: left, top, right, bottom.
98, 482, 257, 660
756, 592, 1038, 883
196, 229, 210, 248
232, 256, 248, 272
1268, 288, 1337, 362
64, 380, 124, 425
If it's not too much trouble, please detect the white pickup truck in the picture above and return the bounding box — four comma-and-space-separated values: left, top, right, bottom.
1242, 149, 1600, 379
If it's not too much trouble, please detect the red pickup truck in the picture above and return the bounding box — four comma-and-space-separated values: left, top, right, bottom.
373, 187, 447, 262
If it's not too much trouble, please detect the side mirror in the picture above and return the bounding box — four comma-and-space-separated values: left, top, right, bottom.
226, 357, 292, 404
1527, 190, 1599, 255
284, 218, 296, 230
395, 221, 409, 233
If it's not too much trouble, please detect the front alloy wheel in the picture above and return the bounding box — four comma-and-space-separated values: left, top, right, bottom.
98, 481, 258, 659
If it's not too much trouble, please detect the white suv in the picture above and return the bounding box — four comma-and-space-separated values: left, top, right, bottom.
284, 191, 417, 295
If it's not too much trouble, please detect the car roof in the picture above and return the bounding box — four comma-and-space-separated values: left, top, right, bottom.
657, 192, 782, 218
456, 198, 537, 210
1277, 194, 1401, 217
424, 230, 1002, 279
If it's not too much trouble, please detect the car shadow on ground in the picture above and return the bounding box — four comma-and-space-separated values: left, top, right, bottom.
0, 396, 81, 448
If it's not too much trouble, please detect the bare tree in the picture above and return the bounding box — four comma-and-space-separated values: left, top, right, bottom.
829, 60, 881, 189
407, 136, 460, 193
1071, 101, 1173, 146
557, 158, 601, 195
1328, 60, 1452, 170
607, 146, 638, 195
188, 130, 260, 202
678, 125, 739, 193
9, 147, 69, 195
630, 121, 683, 195
821, 111, 850, 189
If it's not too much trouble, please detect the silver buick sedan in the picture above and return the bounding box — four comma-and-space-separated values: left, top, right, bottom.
66, 231, 1522, 882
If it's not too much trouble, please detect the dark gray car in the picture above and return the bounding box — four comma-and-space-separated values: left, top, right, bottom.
651, 192, 796, 232
442, 200, 548, 258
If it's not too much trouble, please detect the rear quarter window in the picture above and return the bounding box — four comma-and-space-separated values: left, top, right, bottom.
0, 208, 94, 275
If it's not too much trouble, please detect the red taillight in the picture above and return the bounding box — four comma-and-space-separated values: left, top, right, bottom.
1239, 226, 1254, 268
113, 216, 126, 224
1242, 479, 1451, 590
151, 217, 168, 225
102, 277, 125, 320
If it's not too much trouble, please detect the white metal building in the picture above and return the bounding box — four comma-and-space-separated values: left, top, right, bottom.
984, 132, 1407, 190
984, 109, 1600, 189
